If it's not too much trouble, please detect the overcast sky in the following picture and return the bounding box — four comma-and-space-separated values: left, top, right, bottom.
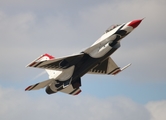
0, 0, 166, 120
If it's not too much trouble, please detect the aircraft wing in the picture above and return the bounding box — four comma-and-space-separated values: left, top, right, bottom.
88, 57, 131, 75
25, 79, 54, 91
27, 53, 84, 70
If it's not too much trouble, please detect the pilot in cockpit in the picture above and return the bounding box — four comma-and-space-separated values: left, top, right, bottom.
105, 24, 120, 33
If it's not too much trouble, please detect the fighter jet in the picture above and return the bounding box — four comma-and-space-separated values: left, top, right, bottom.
25, 19, 142, 95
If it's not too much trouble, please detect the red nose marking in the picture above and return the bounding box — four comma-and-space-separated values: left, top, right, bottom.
128, 19, 143, 28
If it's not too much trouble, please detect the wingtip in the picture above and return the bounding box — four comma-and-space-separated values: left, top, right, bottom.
74, 90, 82, 95
25, 85, 31, 91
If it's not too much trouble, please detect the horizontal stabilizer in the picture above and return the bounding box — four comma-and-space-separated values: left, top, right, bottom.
26, 53, 54, 67
25, 79, 54, 91
26, 53, 84, 70
60, 85, 82, 95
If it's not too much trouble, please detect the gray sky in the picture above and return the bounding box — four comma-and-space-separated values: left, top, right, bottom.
0, 0, 166, 120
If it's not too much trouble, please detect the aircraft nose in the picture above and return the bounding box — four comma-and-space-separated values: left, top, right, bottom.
128, 19, 143, 28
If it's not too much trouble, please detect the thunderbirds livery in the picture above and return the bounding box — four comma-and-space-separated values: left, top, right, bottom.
25, 19, 142, 95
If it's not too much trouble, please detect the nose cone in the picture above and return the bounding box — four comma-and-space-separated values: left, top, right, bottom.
128, 19, 143, 28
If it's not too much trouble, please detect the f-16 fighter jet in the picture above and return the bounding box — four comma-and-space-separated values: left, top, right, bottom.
25, 19, 142, 95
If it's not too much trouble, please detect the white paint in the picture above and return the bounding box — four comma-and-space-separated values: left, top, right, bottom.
46, 69, 62, 79
89, 42, 112, 58
121, 23, 134, 33
49, 81, 58, 92
56, 66, 75, 81
92, 24, 124, 46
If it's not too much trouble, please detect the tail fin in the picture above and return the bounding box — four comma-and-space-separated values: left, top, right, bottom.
27, 53, 59, 78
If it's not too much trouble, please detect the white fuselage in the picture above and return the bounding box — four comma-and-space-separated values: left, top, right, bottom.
25, 19, 143, 95
49, 22, 135, 83
84, 22, 134, 58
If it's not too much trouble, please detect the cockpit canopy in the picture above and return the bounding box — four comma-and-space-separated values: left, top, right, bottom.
105, 24, 121, 33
